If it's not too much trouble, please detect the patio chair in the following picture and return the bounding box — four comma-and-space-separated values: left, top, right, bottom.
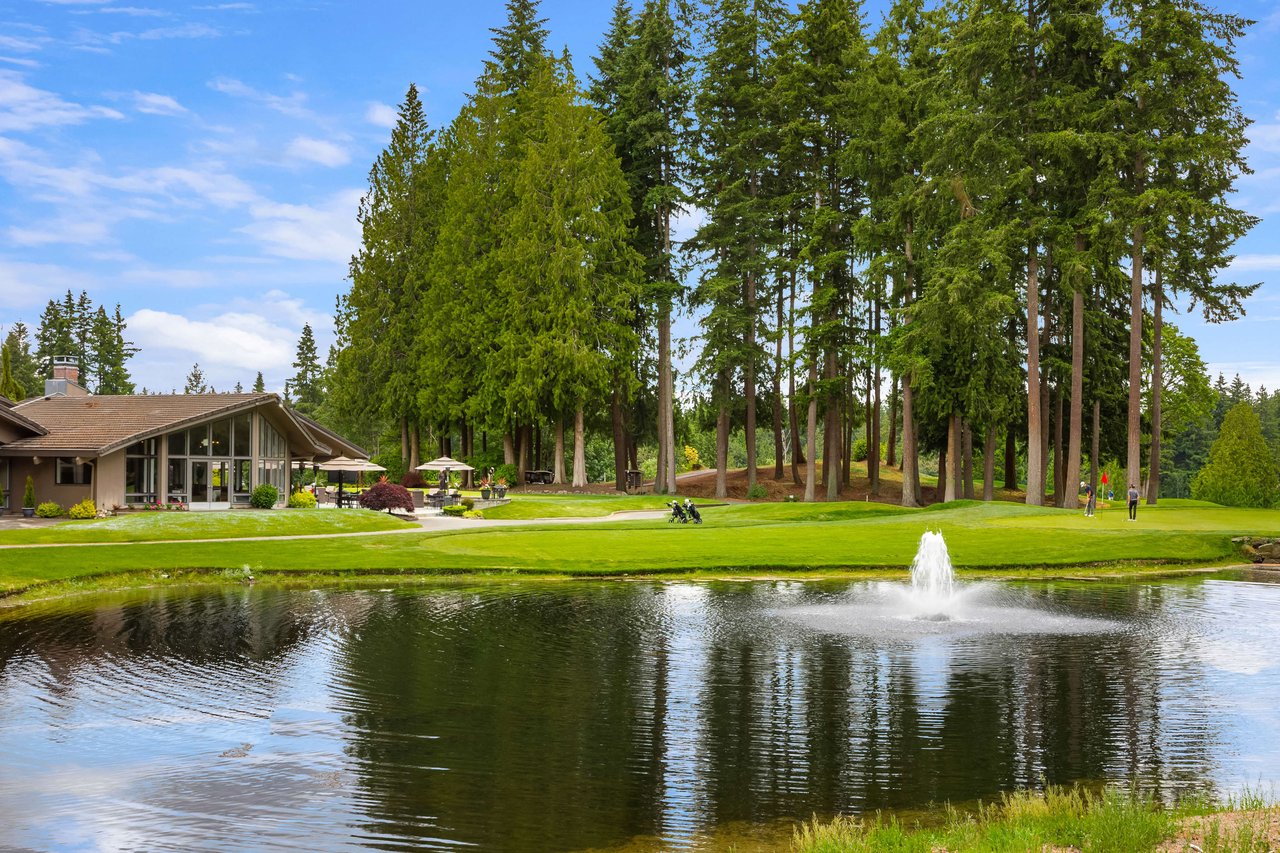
412, 491, 425, 509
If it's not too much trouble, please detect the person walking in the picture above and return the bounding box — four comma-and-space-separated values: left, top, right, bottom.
1084, 483, 1096, 517
1127, 483, 1139, 521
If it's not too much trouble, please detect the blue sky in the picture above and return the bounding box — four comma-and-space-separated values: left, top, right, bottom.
1, 0, 1278, 396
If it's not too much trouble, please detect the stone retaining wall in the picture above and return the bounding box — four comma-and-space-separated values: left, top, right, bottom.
1234, 537, 1280, 564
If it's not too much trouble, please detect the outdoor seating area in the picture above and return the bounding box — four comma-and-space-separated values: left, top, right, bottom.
524, 469, 554, 485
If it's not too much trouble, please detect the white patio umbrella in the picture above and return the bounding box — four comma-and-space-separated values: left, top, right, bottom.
415, 456, 474, 489
317, 456, 385, 505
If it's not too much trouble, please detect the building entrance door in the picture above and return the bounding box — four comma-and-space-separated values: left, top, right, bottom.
189, 460, 231, 510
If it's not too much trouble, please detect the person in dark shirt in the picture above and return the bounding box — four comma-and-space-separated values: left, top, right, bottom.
1127, 484, 1139, 521
1084, 483, 1096, 517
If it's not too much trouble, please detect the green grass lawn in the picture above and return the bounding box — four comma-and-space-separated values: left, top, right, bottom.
1, 498, 1276, 597
0, 508, 413, 546
480, 493, 677, 519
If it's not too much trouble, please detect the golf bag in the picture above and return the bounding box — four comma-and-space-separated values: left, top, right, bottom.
684, 500, 703, 524
669, 501, 688, 523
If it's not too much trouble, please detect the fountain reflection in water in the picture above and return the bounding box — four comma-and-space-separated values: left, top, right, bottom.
778, 530, 1120, 638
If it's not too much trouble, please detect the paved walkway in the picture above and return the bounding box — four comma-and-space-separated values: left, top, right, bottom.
0, 509, 670, 549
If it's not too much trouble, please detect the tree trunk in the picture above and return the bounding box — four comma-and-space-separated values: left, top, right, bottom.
745, 273, 757, 492
944, 413, 959, 502
400, 416, 409, 466
937, 440, 948, 506
805, 359, 818, 502
517, 425, 530, 484
1053, 389, 1065, 505
715, 391, 729, 500
572, 408, 587, 488
409, 423, 421, 472
982, 429, 995, 501
534, 427, 542, 474
870, 297, 882, 495
1147, 270, 1163, 505
773, 285, 785, 480
1004, 429, 1018, 491
886, 375, 898, 468
1065, 272, 1085, 511
788, 271, 804, 481
1025, 242, 1044, 505
962, 420, 974, 500
503, 432, 515, 466
1090, 398, 1100, 496
657, 302, 676, 494
1126, 222, 1144, 494
900, 226, 920, 507
553, 419, 566, 485
611, 385, 627, 492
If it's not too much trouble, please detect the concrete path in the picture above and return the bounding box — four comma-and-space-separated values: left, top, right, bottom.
0, 509, 670, 549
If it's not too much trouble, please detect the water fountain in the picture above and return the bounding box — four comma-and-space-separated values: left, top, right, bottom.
776, 530, 1119, 638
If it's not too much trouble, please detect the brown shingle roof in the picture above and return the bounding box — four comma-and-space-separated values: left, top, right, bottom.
6, 393, 280, 455
0, 395, 47, 436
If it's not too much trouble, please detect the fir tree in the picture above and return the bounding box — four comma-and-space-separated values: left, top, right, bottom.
184, 363, 209, 395
0, 345, 23, 401
290, 323, 323, 416
489, 0, 550, 95
2, 324, 38, 399
1192, 402, 1278, 508
253, 372, 266, 393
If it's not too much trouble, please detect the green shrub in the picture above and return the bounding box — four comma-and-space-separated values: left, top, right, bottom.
463, 510, 484, 519
460, 497, 475, 511
23, 476, 35, 509
1192, 403, 1280, 508
250, 484, 279, 509
35, 500, 64, 518
494, 463, 518, 488
747, 483, 768, 500
67, 498, 97, 519
287, 490, 317, 509
442, 504, 467, 517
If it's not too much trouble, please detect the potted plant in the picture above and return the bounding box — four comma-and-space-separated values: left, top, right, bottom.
22, 475, 36, 518
494, 477, 507, 499
479, 477, 492, 501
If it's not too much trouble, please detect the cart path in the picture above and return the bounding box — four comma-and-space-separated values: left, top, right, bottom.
0, 509, 672, 550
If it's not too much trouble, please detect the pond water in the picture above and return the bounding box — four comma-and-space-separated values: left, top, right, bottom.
1, 573, 1279, 852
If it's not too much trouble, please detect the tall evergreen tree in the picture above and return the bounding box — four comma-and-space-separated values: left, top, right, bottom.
2, 323, 39, 399
489, 0, 551, 95
0, 345, 22, 401
184, 363, 208, 395
253, 371, 266, 393
290, 323, 323, 416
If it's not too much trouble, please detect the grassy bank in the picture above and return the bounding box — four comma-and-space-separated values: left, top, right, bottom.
792, 786, 1279, 852
0, 499, 1275, 598
0, 508, 412, 544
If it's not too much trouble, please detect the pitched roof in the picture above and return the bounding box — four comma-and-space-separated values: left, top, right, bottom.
0, 395, 48, 437
4, 393, 281, 456
291, 411, 369, 460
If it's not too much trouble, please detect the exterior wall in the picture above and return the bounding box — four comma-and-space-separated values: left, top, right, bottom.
6, 457, 92, 510
94, 449, 126, 509
0, 422, 27, 444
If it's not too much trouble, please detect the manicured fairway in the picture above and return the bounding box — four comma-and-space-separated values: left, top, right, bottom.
1, 499, 1276, 596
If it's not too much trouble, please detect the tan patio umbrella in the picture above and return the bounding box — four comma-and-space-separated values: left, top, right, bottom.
318, 456, 386, 505
415, 456, 474, 489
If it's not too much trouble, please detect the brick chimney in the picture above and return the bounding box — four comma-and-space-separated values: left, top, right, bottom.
52, 356, 79, 384
45, 356, 89, 398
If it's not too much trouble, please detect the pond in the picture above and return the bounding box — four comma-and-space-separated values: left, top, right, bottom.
1, 572, 1278, 851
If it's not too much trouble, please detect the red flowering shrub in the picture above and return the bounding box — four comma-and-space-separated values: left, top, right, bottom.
400, 471, 426, 489
358, 481, 414, 514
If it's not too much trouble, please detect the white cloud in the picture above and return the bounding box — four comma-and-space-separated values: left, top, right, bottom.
0, 34, 48, 52
0, 57, 42, 68
0, 70, 124, 131
364, 101, 397, 129
285, 136, 348, 167
128, 307, 296, 375
131, 90, 186, 115
208, 76, 311, 119
244, 189, 362, 264
8, 216, 111, 246
0, 259, 95, 310
1227, 254, 1280, 273
95, 6, 170, 15
194, 2, 256, 9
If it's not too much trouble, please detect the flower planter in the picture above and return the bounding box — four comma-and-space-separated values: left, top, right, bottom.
23, 508, 35, 518
480, 488, 492, 500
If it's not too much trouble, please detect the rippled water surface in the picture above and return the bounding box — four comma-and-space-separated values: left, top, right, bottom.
2, 573, 1279, 852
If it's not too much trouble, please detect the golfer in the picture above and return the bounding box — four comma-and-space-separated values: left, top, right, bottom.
1084, 483, 1096, 517
1127, 483, 1139, 521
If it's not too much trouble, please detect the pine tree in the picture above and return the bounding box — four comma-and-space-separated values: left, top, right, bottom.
489, 0, 550, 95
253, 372, 266, 392
88, 305, 136, 394
0, 345, 23, 401
290, 323, 323, 416
1, 324, 38, 399
334, 83, 434, 469
1191, 402, 1278, 508
184, 363, 209, 395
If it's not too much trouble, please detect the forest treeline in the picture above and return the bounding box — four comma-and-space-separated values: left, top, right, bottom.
322, 0, 1261, 502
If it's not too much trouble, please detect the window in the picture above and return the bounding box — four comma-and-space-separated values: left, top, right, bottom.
259, 417, 285, 459
211, 419, 231, 457
168, 430, 187, 457
233, 459, 252, 504
125, 440, 158, 504
257, 460, 285, 497
190, 425, 210, 456
233, 414, 251, 457
167, 459, 187, 504
55, 458, 93, 485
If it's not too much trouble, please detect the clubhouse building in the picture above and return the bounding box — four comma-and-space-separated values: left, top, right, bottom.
0, 358, 366, 512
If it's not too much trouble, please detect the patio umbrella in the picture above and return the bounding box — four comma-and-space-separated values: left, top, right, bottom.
415, 456, 475, 489
318, 457, 385, 506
